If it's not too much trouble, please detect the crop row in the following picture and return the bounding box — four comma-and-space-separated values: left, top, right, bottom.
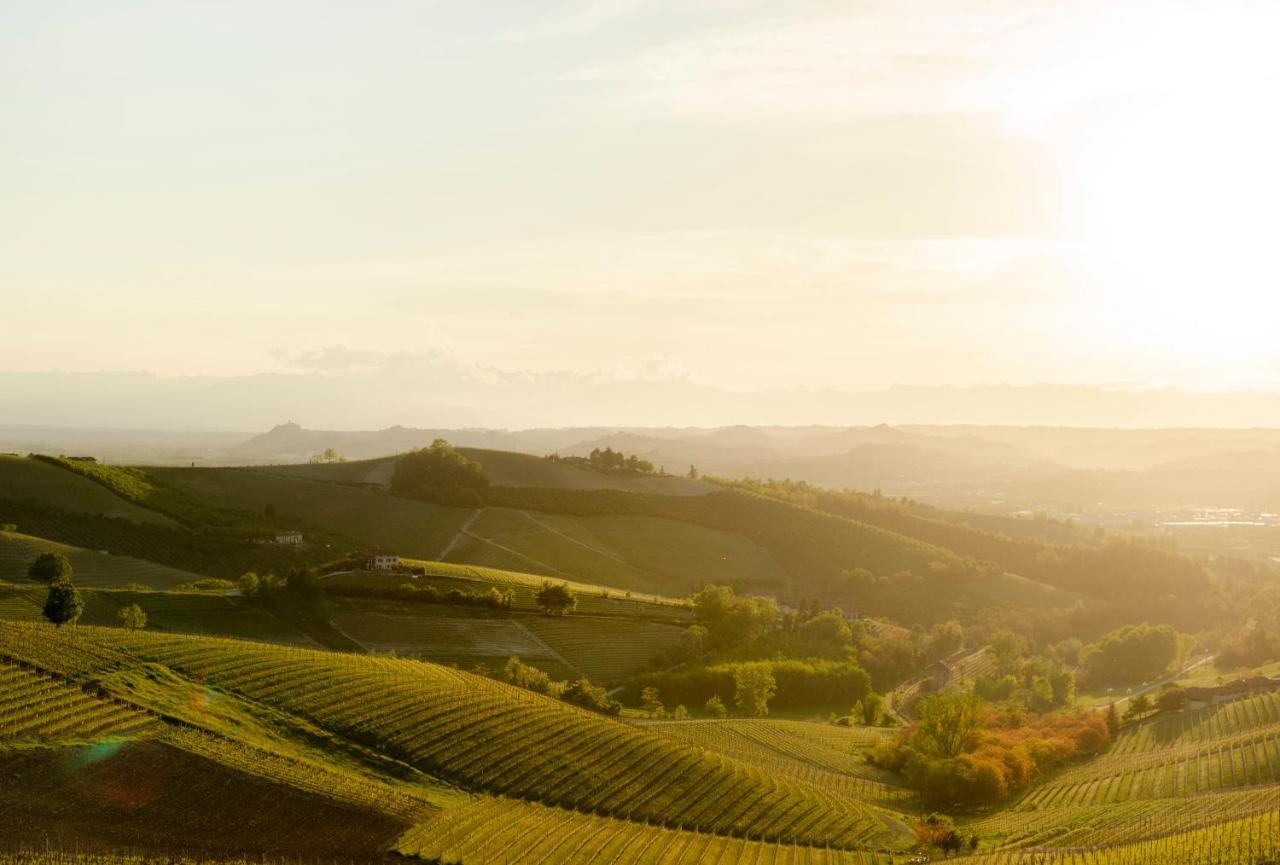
642, 720, 908, 804
1113, 691, 1280, 756
37, 624, 883, 848
965, 807, 1280, 865
399, 796, 897, 865
1021, 728, 1280, 807
0, 659, 153, 743
970, 785, 1280, 849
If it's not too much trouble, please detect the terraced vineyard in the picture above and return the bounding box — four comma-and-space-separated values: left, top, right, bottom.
1, 623, 899, 849
641, 719, 910, 805
399, 795, 898, 865
1016, 690, 1280, 810
966, 807, 1280, 864
0, 661, 156, 742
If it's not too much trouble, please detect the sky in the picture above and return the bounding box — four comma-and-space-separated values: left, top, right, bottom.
3, 0, 1280, 400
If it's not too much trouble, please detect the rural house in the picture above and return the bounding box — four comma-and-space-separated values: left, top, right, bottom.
1184, 676, 1280, 708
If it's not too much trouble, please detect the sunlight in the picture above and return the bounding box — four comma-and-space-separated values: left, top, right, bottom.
1064, 4, 1280, 366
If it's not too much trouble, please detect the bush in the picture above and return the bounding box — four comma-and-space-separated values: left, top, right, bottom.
1079, 623, 1179, 686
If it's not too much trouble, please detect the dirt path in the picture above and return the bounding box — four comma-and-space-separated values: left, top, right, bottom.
516, 510, 632, 565
437, 508, 482, 560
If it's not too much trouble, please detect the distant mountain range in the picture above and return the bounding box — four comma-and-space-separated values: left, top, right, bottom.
7, 369, 1280, 429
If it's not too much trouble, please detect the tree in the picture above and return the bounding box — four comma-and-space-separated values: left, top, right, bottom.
687, 465, 698, 479
678, 624, 707, 660
860, 692, 884, 726
705, 695, 727, 718
28, 552, 73, 585
914, 693, 984, 758
535, 581, 577, 616
914, 813, 961, 853
1156, 684, 1188, 713
1105, 702, 1120, 736
390, 439, 489, 505
733, 665, 777, 717
672, 704, 688, 720
989, 630, 1027, 674
42, 580, 84, 627
238, 571, 262, 598
1125, 693, 1153, 720
117, 603, 147, 631
641, 686, 665, 718
310, 447, 345, 464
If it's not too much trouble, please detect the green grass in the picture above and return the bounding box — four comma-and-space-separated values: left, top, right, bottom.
0, 455, 173, 526
0, 529, 203, 590
146, 467, 472, 558
522, 615, 686, 683
444, 506, 786, 597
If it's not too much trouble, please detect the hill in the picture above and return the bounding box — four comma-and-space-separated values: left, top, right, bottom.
0, 529, 203, 590
0, 622, 903, 850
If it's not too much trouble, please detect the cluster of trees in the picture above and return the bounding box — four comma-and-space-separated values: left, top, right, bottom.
872, 692, 1110, 808
725, 477, 1210, 606
308, 448, 346, 464
1217, 627, 1280, 670
634, 667, 777, 719
627, 658, 871, 716
499, 657, 621, 715
548, 448, 658, 476
914, 813, 978, 856
1078, 623, 1181, 687
27, 552, 147, 631
389, 439, 490, 506
326, 580, 515, 610
969, 629, 1076, 713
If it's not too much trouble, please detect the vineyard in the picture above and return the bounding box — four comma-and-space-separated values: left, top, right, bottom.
640, 719, 910, 806
522, 615, 686, 682
0, 623, 901, 850
398, 795, 900, 865
0, 660, 155, 742
0, 530, 202, 590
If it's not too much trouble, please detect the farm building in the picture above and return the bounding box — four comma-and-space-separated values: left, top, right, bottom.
373, 554, 401, 571
1184, 676, 1280, 708
274, 530, 304, 545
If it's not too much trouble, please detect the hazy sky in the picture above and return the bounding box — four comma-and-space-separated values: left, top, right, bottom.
3, 0, 1279, 394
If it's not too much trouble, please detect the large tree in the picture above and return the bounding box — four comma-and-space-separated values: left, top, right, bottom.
733, 665, 777, 718
42, 580, 84, 628
535, 581, 577, 616
914, 692, 984, 759
28, 551, 73, 584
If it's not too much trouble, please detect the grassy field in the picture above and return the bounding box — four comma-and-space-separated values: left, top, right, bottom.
145, 466, 473, 558
0, 456, 173, 526
0, 530, 202, 590
521, 615, 686, 683
443, 506, 787, 597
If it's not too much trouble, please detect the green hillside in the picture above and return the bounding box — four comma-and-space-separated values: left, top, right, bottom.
0, 529, 202, 589
0, 456, 173, 526
0, 622, 901, 850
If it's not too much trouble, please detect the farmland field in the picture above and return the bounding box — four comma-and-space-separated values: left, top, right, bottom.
0, 457, 173, 526
0, 622, 900, 850
0, 530, 202, 590
443, 506, 788, 597
145, 467, 473, 558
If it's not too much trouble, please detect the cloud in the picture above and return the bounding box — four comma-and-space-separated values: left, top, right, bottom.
274, 346, 390, 372
565, 0, 1166, 127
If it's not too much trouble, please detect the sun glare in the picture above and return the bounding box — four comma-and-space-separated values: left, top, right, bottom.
1062, 4, 1280, 370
